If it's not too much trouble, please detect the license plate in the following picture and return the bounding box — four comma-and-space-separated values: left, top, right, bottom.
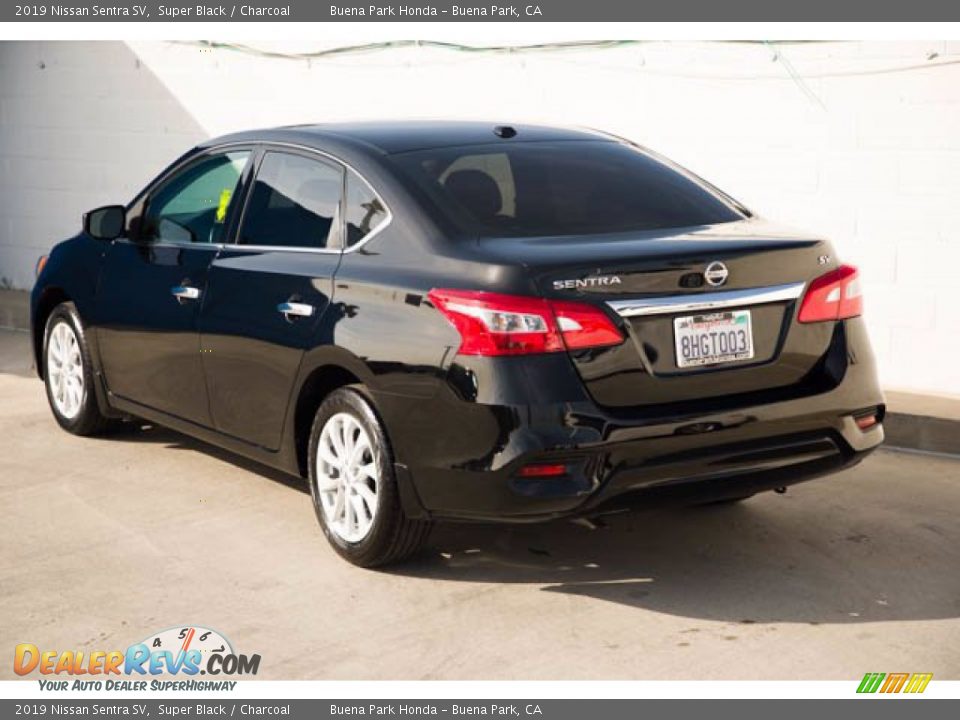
673, 310, 754, 368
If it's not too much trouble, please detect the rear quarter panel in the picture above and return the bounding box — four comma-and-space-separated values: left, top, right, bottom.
286, 213, 535, 472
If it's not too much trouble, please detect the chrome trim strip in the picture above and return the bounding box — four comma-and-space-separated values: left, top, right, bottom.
606, 281, 806, 318
228, 243, 340, 255
115, 238, 224, 251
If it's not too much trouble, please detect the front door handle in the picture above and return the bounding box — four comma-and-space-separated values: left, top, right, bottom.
277, 301, 315, 319
171, 285, 201, 301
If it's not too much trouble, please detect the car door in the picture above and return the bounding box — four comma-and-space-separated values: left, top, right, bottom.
95, 149, 252, 425
198, 148, 345, 450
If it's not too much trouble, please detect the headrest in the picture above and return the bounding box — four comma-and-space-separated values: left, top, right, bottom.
443, 170, 502, 221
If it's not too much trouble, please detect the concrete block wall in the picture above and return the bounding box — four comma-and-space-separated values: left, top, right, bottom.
0, 42, 206, 291
1, 40, 957, 395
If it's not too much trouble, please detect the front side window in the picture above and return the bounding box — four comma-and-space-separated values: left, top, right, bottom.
239, 152, 343, 249
345, 170, 389, 248
394, 140, 743, 238
140, 151, 249, 244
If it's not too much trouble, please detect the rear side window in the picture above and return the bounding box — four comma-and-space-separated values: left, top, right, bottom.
345, 170, 389, 248
239, 151, 343, 249
394, 140, 742, 238
141, 151, 249, 244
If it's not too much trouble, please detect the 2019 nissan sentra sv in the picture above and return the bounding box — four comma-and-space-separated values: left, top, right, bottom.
31, 122, 884, 566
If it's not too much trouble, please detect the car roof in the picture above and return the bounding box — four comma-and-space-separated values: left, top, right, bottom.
199, 121, 614, 156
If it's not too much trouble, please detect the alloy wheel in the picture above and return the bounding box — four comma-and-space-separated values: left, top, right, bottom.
47, 321, 85, 420
316, 412, 380, 543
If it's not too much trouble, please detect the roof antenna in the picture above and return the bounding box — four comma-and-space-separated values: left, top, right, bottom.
493, 125, 517, 139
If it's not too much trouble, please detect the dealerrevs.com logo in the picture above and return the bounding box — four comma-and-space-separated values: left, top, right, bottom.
14, 626, 260, 691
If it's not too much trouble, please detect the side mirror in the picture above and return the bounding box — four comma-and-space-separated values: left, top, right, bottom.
83, 205, 126, 241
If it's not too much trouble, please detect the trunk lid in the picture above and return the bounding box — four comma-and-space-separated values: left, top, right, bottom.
482, 220, 840, 410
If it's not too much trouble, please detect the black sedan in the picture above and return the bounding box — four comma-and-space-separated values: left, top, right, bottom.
31, 122, 884, 566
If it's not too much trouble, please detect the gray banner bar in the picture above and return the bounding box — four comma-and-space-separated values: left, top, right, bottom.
1, 700, 959, 720
5, 0, 960, 22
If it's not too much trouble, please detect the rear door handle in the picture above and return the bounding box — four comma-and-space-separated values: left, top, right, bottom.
277, 301, 315, 319
171, 285, 201, 301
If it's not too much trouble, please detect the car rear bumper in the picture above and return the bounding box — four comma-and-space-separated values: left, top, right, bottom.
404, 411, 882, 524
377, 318, 885, 522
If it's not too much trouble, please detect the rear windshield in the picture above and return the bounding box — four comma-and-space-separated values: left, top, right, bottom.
392, 140, 743, 238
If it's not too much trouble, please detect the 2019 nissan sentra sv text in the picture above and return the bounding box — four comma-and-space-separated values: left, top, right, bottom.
31, 121, 884, 566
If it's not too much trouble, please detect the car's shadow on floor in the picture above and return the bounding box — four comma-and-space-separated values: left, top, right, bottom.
93, 421, 310, 494
397, 500, 960, 626
93, 422, 958, 626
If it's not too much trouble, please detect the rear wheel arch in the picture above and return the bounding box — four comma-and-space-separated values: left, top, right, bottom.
292, 364, 365, 478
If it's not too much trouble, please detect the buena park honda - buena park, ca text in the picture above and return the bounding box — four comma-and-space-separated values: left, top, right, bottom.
14, 4, 544, 18
329, 4, 544, 16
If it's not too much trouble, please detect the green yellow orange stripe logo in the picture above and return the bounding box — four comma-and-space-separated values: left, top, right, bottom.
904, 673, 934, 693
857, 672, 933, 694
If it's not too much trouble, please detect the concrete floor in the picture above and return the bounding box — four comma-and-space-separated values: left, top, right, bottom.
1, 329, 959, 680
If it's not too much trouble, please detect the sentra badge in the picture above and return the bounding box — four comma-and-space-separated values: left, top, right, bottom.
553, 275, 622, 290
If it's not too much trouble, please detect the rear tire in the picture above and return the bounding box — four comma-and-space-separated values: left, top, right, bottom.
307, 386, 431, 567
42, 302, 113, 436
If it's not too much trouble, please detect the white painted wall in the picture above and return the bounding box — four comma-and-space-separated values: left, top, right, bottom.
1, 40, 957, 395
0, 41, 206, 288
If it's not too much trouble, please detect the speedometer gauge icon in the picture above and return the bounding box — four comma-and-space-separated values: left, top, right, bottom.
139, 625, 234, 661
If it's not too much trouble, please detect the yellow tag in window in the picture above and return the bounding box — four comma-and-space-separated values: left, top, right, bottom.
215, 188, 232, 224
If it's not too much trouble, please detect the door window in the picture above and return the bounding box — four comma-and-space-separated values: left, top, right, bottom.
140, 151, 249, 244
239, 152, 344, 249
345, 169, 389, 248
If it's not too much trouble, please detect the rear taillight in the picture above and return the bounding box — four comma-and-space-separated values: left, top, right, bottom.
549, 299, 625, 350
427, 289, 624, 357
797, 264, 863, 323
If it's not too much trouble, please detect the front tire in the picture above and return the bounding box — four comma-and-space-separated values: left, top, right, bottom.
42, 302, 112, 436
307, 387, 431, 567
